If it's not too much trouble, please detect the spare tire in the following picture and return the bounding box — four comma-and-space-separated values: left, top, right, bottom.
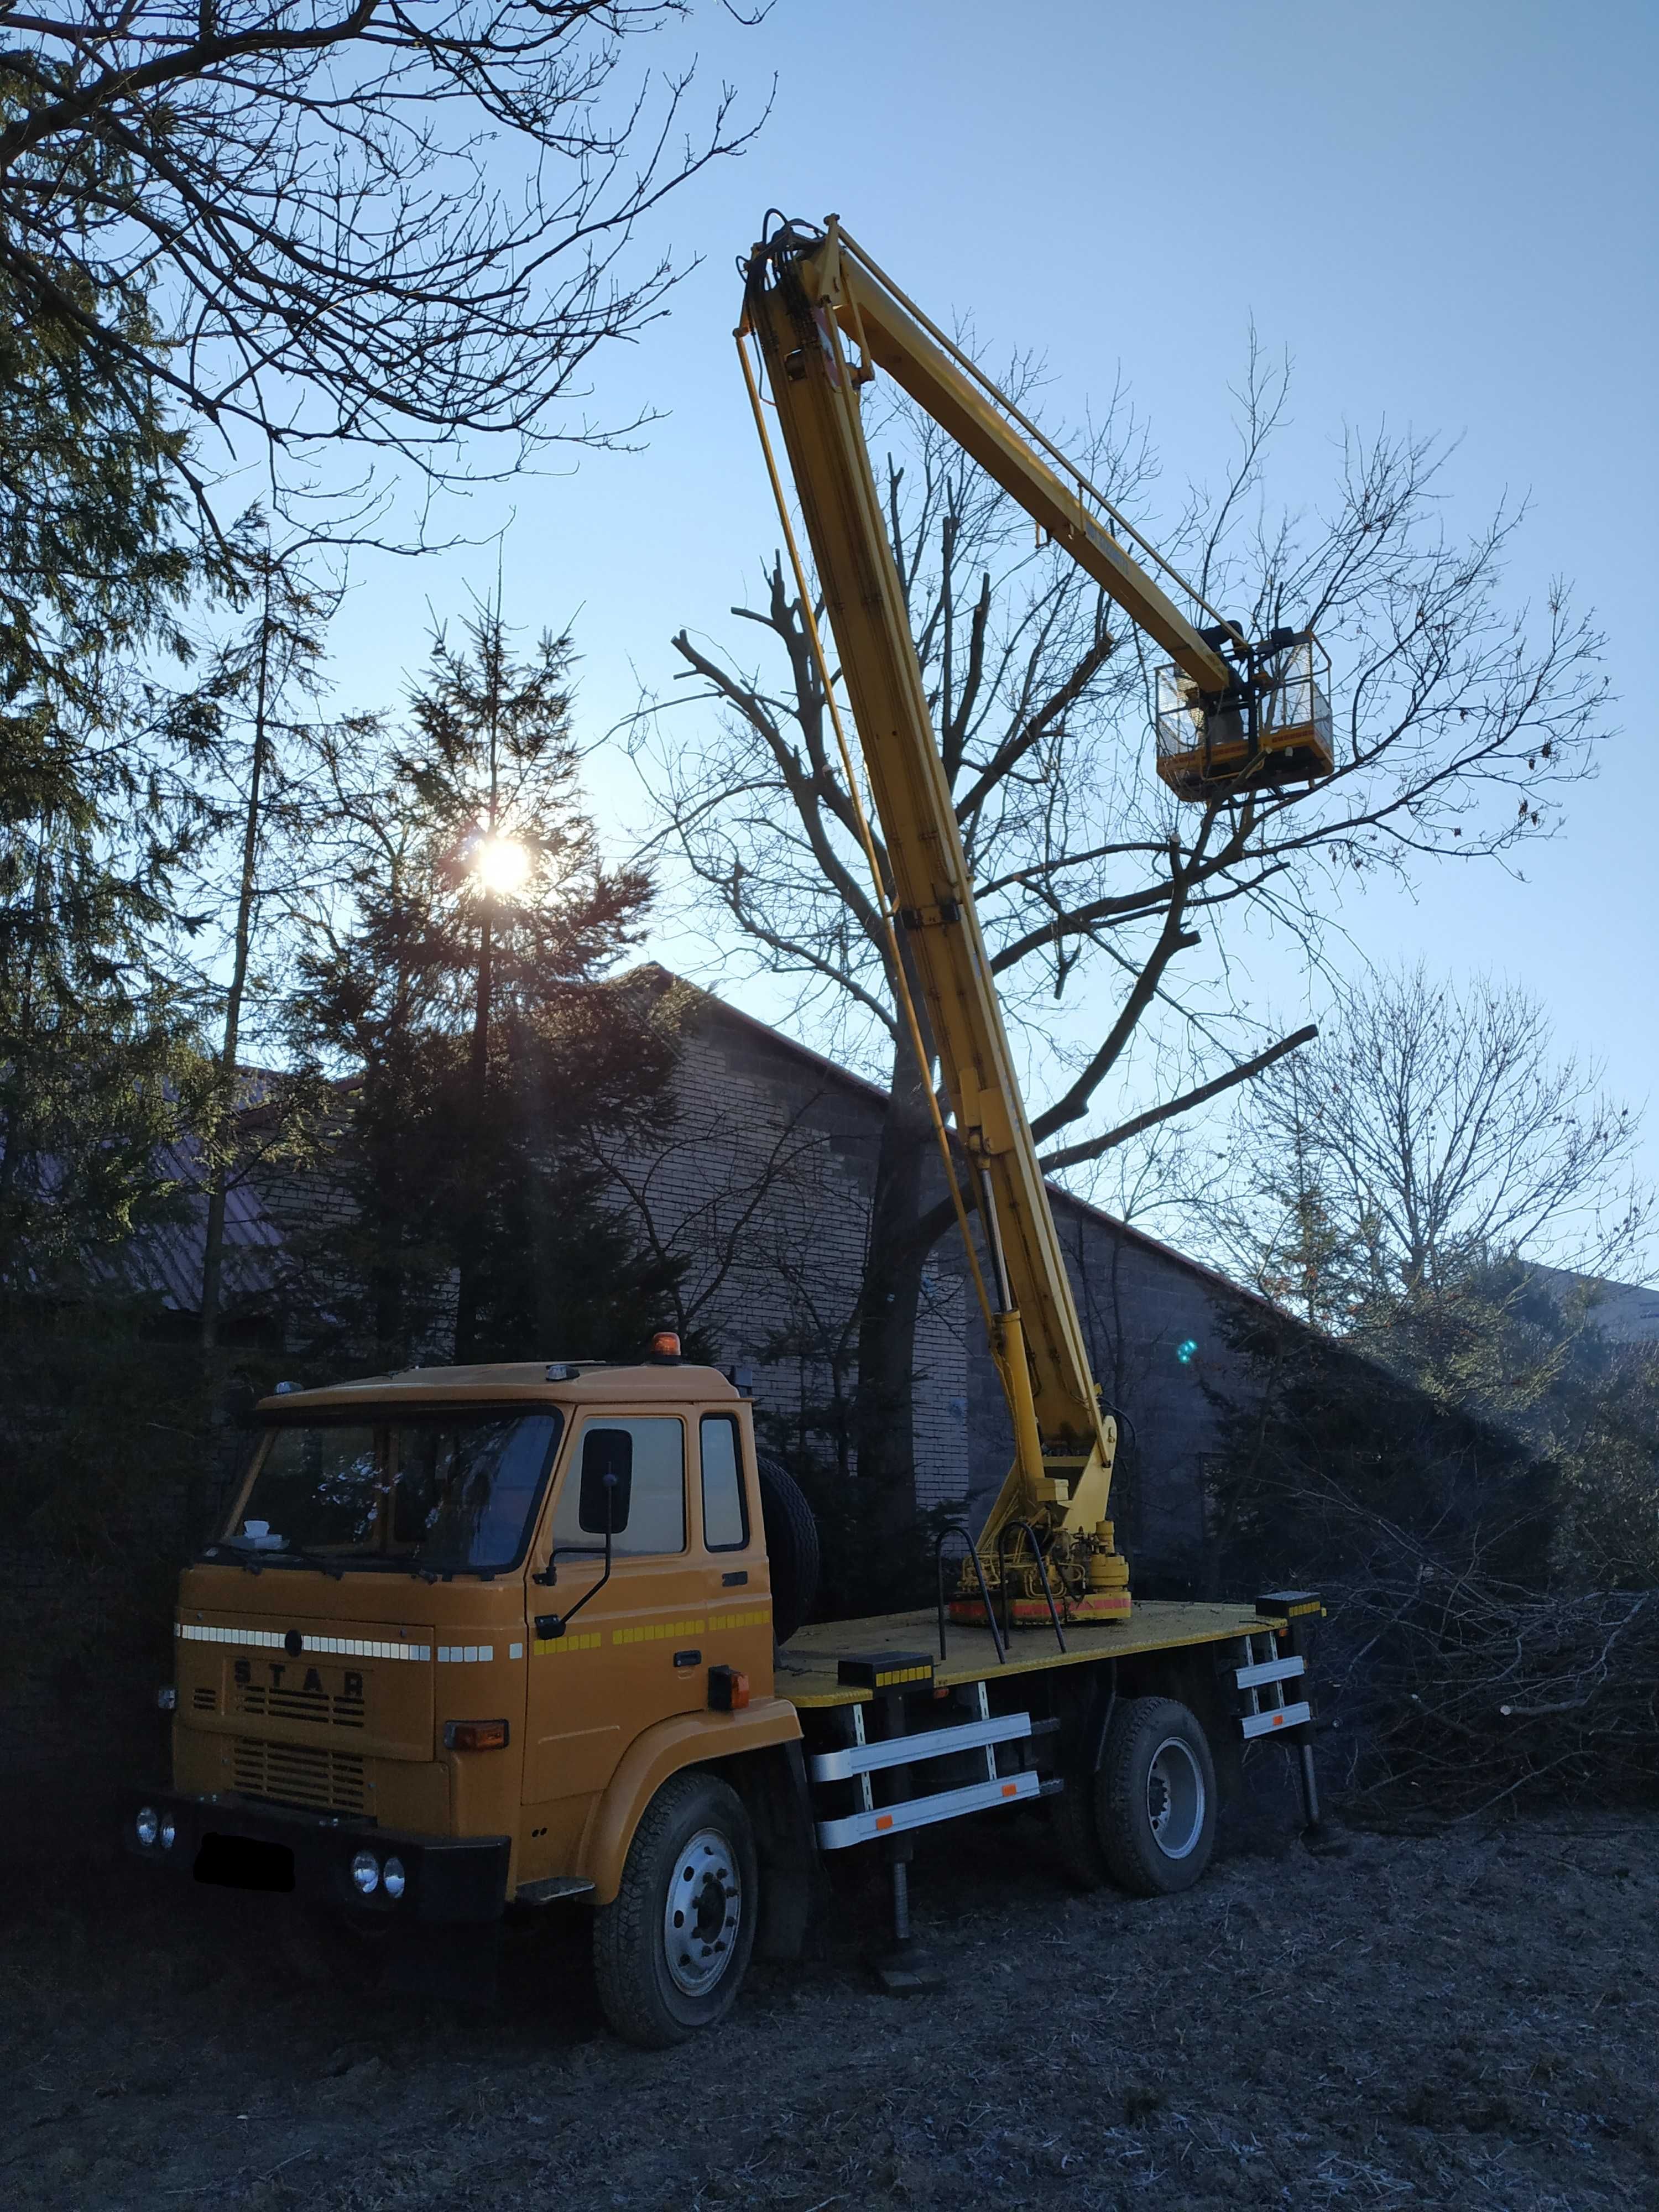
755, 1455, 820, 1645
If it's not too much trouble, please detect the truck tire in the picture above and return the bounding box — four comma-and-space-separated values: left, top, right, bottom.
1095, 1696, 1217, 1897
1050, 1773, 1110, 1892
592, 1770, 759, 2048
756, 1455, 820, 1645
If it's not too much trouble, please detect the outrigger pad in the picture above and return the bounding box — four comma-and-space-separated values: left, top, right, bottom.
836, 1652, 935, 1692
877, 1947, 947, 1996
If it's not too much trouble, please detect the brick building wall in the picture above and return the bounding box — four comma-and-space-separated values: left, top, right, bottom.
103, 968, 1271, 1589
589, 979, 972, 1511
598, 976, 1267, 1589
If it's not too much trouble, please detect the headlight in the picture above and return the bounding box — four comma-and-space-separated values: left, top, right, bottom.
159, 1818, 177, 1851
382, 1856, 406, 1901
135, 1805, 159, 1848
351, 1849, 380, 1895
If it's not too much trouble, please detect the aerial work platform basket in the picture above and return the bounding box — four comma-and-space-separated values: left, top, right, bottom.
1156, 632, 1334, 801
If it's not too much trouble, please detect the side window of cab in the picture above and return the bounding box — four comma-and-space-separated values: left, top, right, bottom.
548, 1417, 686, 1556
698, 1414, 749, 1552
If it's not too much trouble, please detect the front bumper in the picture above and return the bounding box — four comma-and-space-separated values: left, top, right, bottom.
122, 1788, 510, 1925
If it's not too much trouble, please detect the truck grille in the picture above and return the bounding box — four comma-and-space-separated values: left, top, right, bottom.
235, 1682, 366, 1731
230, 1736, 367, 1813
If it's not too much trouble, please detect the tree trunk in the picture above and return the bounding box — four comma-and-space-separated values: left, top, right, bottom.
367, 1099, 406, 1369
452, 900, 493, 1361
200, 576, 273, 1352
852, 1039, 936, 1534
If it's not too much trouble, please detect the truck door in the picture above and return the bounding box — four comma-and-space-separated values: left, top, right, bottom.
521, 1410, 705, 1819
692, 1409, 775, 1698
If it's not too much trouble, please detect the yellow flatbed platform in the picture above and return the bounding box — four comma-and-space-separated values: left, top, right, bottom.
776, 1599, 1272, 1708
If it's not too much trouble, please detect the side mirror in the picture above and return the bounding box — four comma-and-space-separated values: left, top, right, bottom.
578, 1428, 632, 1537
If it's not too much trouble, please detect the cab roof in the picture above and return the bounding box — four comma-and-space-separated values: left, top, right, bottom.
255, 1360, 741, 1418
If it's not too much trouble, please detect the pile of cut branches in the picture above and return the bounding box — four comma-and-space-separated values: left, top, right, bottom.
1317, 1510, 1658, 1818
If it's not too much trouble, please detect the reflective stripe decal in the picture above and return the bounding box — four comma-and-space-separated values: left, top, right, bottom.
611, 1606, 771, 1647
180, 1609, 769, 1663
532, 1606, 771, 1657
176, 1623, 431, 1661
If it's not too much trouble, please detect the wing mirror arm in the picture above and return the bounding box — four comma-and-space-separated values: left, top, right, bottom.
532, 1474, 618, 1639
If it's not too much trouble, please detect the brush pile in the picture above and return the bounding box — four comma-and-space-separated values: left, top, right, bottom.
1318, 1518, 1658, 1817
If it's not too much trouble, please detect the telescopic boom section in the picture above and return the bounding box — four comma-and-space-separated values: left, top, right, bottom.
739, 217, 1204, 1624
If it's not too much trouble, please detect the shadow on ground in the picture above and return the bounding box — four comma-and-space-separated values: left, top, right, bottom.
3, 1802, 1656, 2210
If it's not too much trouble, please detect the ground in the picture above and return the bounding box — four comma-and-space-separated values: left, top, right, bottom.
3, 1804, 1655, 2212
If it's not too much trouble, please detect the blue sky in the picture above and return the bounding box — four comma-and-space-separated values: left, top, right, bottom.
323, 0, 1657, 1203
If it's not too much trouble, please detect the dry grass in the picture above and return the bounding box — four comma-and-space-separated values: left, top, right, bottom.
3, 1799, 1656, 2211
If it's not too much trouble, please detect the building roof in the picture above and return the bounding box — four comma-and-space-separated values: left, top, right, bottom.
632, 962, 1288, 1327
111, 1134, 286, 1314
1525, 1264, 1659, 1343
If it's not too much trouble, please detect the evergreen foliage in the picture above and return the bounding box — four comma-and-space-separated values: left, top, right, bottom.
0, 239, 206, 1285
286, 611, 679, 1370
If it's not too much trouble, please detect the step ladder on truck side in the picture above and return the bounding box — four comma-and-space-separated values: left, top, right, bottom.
806, 1650, 1062, 1990
785, 1590, 1331, 1986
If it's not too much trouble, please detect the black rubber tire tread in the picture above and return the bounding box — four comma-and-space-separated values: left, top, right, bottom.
1095, 1695, 1218, 1898
592, 1768, 759, 2048
755, 1455, 820, 1645
1048, 1772, 1110, 1892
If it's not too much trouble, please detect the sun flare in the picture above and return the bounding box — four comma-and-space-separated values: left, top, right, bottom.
472, 833, 531, 896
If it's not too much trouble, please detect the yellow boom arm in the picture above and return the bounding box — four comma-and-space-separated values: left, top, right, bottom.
738, 218, 1263, 1620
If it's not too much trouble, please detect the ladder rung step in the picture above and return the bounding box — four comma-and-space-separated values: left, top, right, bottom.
1241, 1700, 1311, 1739
1235, 1654, 1306, 1689
815, 1768, 1042, 1850
808, 1711, 1032, 1782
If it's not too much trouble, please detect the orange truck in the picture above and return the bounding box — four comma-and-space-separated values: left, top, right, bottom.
126, 217, 1332, 2044
126, 1348, 1323, 2044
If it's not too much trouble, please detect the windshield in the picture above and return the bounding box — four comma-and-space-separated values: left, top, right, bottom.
223, 1410, 562, 1574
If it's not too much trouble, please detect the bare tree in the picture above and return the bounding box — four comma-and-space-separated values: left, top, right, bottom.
1187, 964, 1656, 1620
632, 342, 1611, 1505
582, 1074, 828, 1357
1187, 963, 1651, 1319
0, 2, 761, 535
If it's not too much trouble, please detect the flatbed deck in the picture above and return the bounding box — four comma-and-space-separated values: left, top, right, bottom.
776, 1599, 1271, 1708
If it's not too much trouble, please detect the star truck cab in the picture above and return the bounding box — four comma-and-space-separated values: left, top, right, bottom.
127, 1349, 810, 2043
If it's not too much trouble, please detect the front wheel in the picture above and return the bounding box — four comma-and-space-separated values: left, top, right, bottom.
593, 1770, 758, 2047
1095, 1696, 1218, 1897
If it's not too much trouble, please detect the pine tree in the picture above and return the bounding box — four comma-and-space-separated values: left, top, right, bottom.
157, 515, 341, 1349
289, 608, 679, 1368
0, 248, 205, 1287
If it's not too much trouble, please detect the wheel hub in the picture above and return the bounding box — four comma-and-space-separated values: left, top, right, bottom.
1145, 1735, 1206, 1859
663, 1826, 743, 1996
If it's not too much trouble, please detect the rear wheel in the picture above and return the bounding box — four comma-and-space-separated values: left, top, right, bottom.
1095, 1696, 1217, 1897
756, 1455, 820, 1645
593, 1770, 758, 2048
1050, 1768, 1110, 1891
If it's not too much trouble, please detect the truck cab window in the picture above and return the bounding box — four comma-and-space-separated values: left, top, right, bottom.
699, 1416, 748, 1550
229, 1412, 561, 1573
551, 1418, 685, 1556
